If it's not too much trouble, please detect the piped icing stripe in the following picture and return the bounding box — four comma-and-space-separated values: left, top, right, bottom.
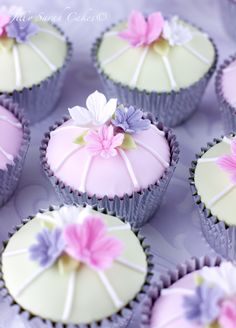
183, 44, 211, 65
207, 183, 235, 208
224, 65, 236, 74
104, 31, 119, 37
222, 136, 232, 145
161, 288, 195, 297
0, 145, 14, 162
135, 139, 169, 168
107, 223, 131, 232
3, 248, 28, 257
116, 257, 146, 273
101, 45, 131, 66
50, 126, 82, 136
79, 156, 93, 193
0, 115, 21, 128
162, 56, 178, 90
130, 46, 149, 88
38, 28, 65, 41
53, 145, 82, 172
150, 124, 165, 136
118, 149, 139, 190
198, 157, 219, 163
12, 45, 22, 88
36, 212, 57, 225
62, 270, 77, 322
27, 40, 57, 72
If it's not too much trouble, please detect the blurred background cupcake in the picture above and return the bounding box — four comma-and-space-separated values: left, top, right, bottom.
190, 133, 236, 260
41, 90, 179, 227
216, 53, 236, 134
92, 10, 217, 127
0, 6, 72, 124
219, 0, 236, 41
0, 95, 30, 207
0, 204, 153, 327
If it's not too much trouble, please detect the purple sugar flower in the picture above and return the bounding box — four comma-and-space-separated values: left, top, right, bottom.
183, 284, 224, 325
29, 228, 65, 267
112, 106, 150, 134
6, 20, 38, 43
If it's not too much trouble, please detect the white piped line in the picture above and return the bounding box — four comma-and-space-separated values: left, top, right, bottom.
97, 271, 123, 309
119, 149, 139, 189
135, 139, 169, 168
79, 156, 93, 193
62, 270, 77, 321
101, 45, 131, 66
150, 124, 165, 136
224, 65, 236, 74
198, 157, 219, 163
104, 31, 119, 37
208, 183, 235, 208
130, 46, 149, 88
161, 288, 195, 297
162, 56, 178, 90
183, 44, 211, 65
0, 115, 21, 128
108, 223, 131, 232
50, 126, 81, 136
223, 136, 232, 145
36, 213, 57, 225
12, 45, 22, 88
27, 41, 57, 72
116, 257, 146, 274
38, 28, 65, 41
54, 145, 82, 172
0, 146, 14, 162
3, 249, 28, 257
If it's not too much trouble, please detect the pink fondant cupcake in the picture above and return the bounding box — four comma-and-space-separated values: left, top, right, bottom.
216, 54, 236, 134
0, 95, 30, 206
40, 90, 179, 227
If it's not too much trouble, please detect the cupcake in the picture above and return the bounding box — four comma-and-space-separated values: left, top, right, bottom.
0, 7, 72, 124
0, 95, 30, 207
92, 11, 217, 127
189, 133, 236, 260
219, 0, 236, 41
0, 204, 153, 327
141, 256, 236, 328
40, 90, 179, 227
216, 54, 236, 134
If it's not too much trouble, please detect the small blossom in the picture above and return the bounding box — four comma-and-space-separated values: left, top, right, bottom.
84, 125, 124, 159
217, 138, 236, 185
29, 228, 65, 267
112, 106, 150, 134
119, 10, 164, 47
163, 16, 192, 46
0, 14, 10, 36
6, 20, 38, 43
219, 297, 236, 328
64, 217, 123, 270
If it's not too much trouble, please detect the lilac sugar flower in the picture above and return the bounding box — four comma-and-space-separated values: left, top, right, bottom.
6, 20, 38, 43
112, 106, 150, 134
29, 228, 65, 267
183, 284, 224, 325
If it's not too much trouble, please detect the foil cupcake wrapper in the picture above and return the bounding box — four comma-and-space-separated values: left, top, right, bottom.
40, 113, 179, 228
219, 0, 236, 41
189, 133, 236, 260
215, 53, 236, 134
0, 203, 154, 328
0, 95, 30, 207
91, 20, 218, 128
2, 24, 73, 125
140, 255, 222, 328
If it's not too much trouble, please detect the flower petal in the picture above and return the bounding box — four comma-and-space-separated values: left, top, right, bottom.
100, 98, 117, 124
86, 90, 107, 123
69, 106, 92, 126
146, 12, 164, 44
217, 155, 236, 173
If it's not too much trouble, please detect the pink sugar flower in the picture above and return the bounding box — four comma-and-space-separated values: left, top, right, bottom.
119, 10, 164, 47
64, 217, 123, 270
219, 297, 236, 328
217, 138, 236, 184
0, 14, 10, 36
84, 125, 124, 159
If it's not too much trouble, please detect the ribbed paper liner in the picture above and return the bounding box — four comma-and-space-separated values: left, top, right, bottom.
2, 24, 73, 125
91, 20, 218, 127
189, 134, 236, 260
219, 0, 236, 41
141, 255, 222, 328
40, 113, 179, 228
0, 95, 30, 207
215, 53, 236, 134
0, 204, 154, 328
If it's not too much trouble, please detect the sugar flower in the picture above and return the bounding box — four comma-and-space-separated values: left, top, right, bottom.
219, 297, 236, 328
112, 106, 150, 134
119, 10, 164, 47
183, 284, 223, 325
6, 20, 38, 43
84, 125, 124, 159
69, 91, 117, 128
0, 14, 10, 36
29, 228, 65, 267
64, 217, 123, 270
163, 16, 192, 46
217, 138, 236, 184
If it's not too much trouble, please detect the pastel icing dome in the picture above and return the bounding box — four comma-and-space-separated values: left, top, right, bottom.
194, 136, 236, 226
221, 57, 236, 109
96, 11, 216, 93
0, 13, 68, 92
150, 262, 236, 328
1, 205, 148, 324
0, 105, 23, 170
45, 91, 171, 198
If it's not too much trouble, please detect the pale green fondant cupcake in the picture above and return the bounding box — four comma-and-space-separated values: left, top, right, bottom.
92, 10, 217, 127
0, 204, 152, 327
0, 6, 72, 123
190, 133, 236, 260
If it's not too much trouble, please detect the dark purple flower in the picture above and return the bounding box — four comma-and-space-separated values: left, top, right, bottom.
29, 228, 65, 267
6, 20, 38, 43
112, 106, 150, 134
183, 284, 224, 325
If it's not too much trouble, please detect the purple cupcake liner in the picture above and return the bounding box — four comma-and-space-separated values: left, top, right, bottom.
141, 255, 222, 328
91, 19, 218, 128
40, 113, 179, 228
0, 95, 30, 207
189, 133, 236, 260
219, 0, 236, 41
215, 53, 236, 134
2, 24, 73, 125
0, 203, 154, 328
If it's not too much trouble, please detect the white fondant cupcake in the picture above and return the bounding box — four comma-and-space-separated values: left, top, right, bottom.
0, 95, 30, 207
92, 11, 217, 127
0, 204, 153, 328
40, 91, 179, 227
219, 0, 236, 41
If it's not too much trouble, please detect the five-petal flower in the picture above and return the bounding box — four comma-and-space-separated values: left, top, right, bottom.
6, 20, 38, 43
163, 16, 192, 46
217, 138, 236, 184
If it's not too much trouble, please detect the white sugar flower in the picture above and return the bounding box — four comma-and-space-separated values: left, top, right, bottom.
163, 16, 192, 46
69, 91, 117, 128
